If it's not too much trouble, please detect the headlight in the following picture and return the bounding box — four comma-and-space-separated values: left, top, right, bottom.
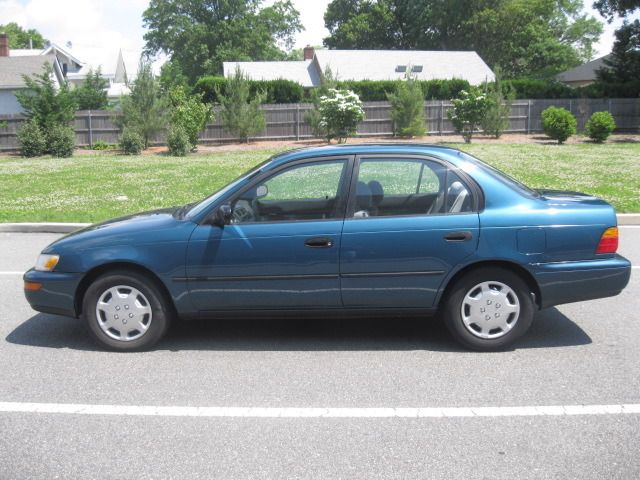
35, 254, 60, 272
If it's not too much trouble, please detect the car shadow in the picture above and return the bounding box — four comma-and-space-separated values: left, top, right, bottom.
6, 307, 591, 352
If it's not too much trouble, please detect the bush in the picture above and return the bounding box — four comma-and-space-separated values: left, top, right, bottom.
387, 73, 426, 137
447, 89, 490, 143
585, 111, 616, 143
217, 68, 266, 143
195, 77, 304, 104
47, 124, 75, 157
169, 86, 212, 150
91, 140, 112, 150
481, 69, 515, 138
17, 120, 46, 157
319, 89, 365, 143
167, 125, 190, 156
541, 106, 577, 144
120, 129, 144, 155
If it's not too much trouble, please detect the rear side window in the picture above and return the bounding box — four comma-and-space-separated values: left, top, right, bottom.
351, 157, 474, 218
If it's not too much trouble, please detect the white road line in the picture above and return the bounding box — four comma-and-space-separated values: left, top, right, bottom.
0, 402, 639, 418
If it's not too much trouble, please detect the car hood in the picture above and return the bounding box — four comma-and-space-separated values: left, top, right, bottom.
43, 207, 197, 253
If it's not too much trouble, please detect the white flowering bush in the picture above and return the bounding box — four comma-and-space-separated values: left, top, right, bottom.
318, 89, 365, 143
447, 89, 490, 143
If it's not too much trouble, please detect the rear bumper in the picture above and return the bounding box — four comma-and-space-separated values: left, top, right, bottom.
23, 269, 82, 318
531, 255, 632, 309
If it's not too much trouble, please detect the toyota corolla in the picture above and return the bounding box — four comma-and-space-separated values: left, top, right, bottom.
24, 144, 631, 351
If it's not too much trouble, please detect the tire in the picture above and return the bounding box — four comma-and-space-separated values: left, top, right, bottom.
442, 267, 534, 351
82, 270, 172, 351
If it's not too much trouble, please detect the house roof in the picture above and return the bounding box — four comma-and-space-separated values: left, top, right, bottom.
313, 50, 494, 85
0, 55, 62, 89
223, 60, 320, 87
555, 55, 610, 83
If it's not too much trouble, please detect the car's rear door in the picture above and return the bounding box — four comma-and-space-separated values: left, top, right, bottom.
340, 155, 480, 309
185, 156, 353, 312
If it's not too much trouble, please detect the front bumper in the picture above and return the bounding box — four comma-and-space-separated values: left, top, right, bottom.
23, 269, 83, 317
532, 255, 632, 309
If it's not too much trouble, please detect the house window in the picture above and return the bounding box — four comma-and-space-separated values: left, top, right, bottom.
395, 65, 407, 73
412, 65, 423, 73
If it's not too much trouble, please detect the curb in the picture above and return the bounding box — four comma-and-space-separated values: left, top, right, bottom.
1, 214, 639, 233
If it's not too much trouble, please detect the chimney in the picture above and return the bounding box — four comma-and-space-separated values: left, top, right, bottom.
0, 33, 9, 57
303, 45, 314, 61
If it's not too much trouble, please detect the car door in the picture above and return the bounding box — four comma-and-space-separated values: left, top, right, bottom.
340, 155, 480, 309
186, 156, 353, 312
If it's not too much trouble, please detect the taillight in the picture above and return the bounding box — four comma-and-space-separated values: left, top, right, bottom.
596, 227, 618, 254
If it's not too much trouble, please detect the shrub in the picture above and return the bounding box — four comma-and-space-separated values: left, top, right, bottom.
319, 89, 365, 143
17, 120, 46, 157
217, 68, 266, 143
120, 129, 144, 155
447, 89, 490, 143
194, 77, 304, 104
91, 140, 112, 150
305, 67, 338, 138
167, 125, 190, 156
585, 111, 616, 143
168, 86, 211, 150
72, 67, 108, 110
116, 61, 168, 149
541, 106, 577, 144
387, 73, 426, 137
47, 124, 75, 157
481, 69, 515, 138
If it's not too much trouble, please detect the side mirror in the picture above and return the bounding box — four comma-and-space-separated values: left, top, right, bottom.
211, 204, 232, 227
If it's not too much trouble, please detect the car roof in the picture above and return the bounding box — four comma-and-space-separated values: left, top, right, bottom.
264, 144, 466, 170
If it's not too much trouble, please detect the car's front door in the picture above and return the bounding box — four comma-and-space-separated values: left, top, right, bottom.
340, 155, 480, 309
186, 156, 352, 312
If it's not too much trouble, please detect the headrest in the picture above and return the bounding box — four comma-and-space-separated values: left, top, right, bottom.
368, 180, 384, 206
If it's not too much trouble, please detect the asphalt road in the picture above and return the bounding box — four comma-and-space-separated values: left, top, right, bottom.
1, 228, 639, 479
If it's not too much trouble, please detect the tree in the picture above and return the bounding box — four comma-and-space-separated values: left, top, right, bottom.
0, 22, 46, 49
387, 71, 426, 137
16, 62, 76, 129
447, 89, 490, 143
597, 20, 640, 83
217, 68, 266, 143
116, 61, 168, 149
168, 86, 212, 150
143, 0, 302, 84
72, 68, 109, 110
593, 0, 640, 20
323, 0, 602, 78
481, 67, 515, 138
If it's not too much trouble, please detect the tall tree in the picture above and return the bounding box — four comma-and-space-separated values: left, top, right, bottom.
593, 0, 640, 19
72, 68, 109, 110
597, 20, 640, 82
323, 0, 602, 78
143, 0, 302, 84
0, 22, 46, 49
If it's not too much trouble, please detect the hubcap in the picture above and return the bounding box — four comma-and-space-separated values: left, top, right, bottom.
95, 285, 152, 342
460, 281, 520, 339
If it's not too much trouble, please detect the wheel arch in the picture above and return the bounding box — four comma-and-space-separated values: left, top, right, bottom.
74, 262, 177, 318
437, 260, 542, 310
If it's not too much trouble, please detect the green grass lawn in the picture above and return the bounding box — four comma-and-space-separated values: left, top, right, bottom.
0, 142, 638, 222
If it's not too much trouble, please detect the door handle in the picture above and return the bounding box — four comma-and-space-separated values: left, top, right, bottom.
443, 231, 472, 242
304, 237, 334, 248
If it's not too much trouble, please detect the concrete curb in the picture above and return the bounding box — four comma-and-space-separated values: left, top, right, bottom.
1, 214, 640, 233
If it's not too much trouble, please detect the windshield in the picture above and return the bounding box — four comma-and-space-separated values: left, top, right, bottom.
457, 151, 538, 197
185, 158, 272, 219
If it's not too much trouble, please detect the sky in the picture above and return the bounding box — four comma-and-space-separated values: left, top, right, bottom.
0, 0, 634, 74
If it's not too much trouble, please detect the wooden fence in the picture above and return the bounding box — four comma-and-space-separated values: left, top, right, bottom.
1, 98, 639, 151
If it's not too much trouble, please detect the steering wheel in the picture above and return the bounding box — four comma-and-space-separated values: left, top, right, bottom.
231, 200, 256, 223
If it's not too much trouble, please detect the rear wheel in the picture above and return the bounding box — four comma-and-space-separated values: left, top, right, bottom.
82, 270, 172, 351
442, 268, 534, 351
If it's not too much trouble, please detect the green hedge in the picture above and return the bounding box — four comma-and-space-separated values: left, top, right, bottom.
195, 76, 640, 104
195, 77, 304, 104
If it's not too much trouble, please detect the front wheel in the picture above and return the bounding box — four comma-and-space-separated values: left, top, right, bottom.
442, 268, 534, 351
82, 270, 172, 351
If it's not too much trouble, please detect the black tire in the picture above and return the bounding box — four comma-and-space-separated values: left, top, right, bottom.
82, 270, 172, 351
442, 267, 534, 351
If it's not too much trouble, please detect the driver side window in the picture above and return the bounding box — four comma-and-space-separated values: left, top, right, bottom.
231, 160, 347, 223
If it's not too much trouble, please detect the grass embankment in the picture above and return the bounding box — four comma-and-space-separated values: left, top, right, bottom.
0, 142, 638, 222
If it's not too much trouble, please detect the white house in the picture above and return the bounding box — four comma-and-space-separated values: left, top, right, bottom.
224, 47, 495, 87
